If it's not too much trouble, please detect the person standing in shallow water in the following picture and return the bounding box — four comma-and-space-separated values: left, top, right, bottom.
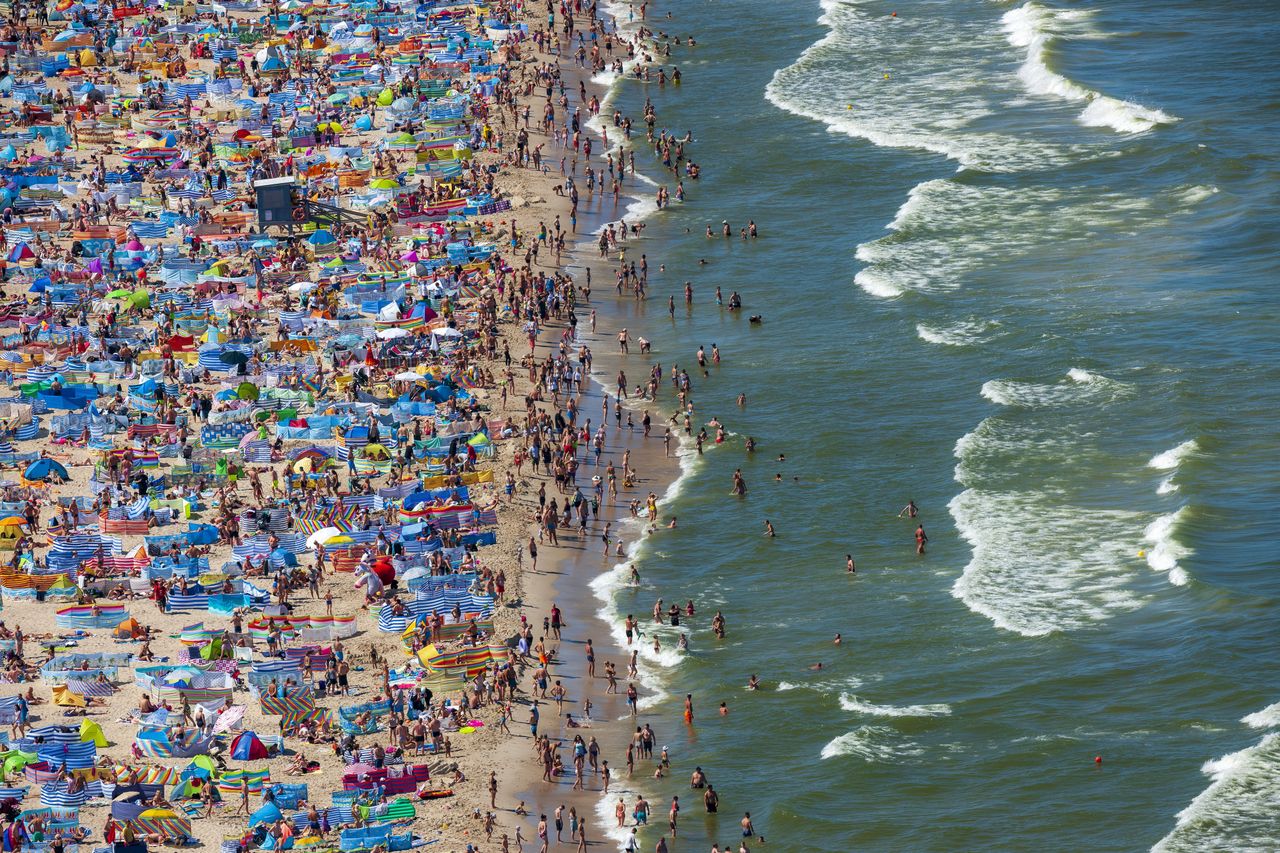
916, 524, 928, 555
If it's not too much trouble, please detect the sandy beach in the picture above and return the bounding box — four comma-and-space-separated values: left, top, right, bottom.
0, 0, 707, 850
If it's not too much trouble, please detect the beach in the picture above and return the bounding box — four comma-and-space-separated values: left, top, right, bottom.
0, 0, 1276, 850
0, 0, 699, 848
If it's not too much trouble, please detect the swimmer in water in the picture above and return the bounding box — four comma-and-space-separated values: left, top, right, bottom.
808, 662, 824, 671
846, 555, 855, 574
746, 674, 760, 690
834, 634, 842, 645
898, 499, 919, 518
763, 520, 775, 537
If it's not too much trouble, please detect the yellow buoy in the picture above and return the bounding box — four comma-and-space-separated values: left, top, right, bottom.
1137, 550, 1146, 558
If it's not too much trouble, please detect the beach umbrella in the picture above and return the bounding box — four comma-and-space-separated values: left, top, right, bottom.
377, 327, 408, 340
0, 516, 27, 527
236, 381, 260, 401
252, 238, 276, 249
307, 229, 335, 245
305, 526, 341, 550
354, 115, 373, 131
390, 96, 414, 113
394, 370, 422, 381
325, 534, 353, 546
292, 457, 313, 474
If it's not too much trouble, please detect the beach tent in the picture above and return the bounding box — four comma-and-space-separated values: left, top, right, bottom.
111, 785, 164, 820
113, 616, 143, 639
249, 800, 282, 827
23, 458, 69, 482
80, 718, 107, 746
51, 686, 85, 707
180, 754, 218, 781
230, 731, 268, 760
0, 750, 37, 778
7, 242, 34, 262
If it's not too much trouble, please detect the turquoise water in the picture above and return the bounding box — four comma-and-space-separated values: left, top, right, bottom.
584, 0, 1280, 849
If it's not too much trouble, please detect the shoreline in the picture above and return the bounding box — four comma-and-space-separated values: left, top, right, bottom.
495, 24, 699, 853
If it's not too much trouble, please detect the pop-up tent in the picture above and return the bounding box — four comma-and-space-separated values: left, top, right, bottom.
249, 799, 282, 827
230, 731, 269, 760
113, 617, 143, 639
79, 718, 107, 746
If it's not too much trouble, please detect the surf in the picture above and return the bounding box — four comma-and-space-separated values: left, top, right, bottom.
1002, 1, 1178, 134
1152, 731, 1280, 852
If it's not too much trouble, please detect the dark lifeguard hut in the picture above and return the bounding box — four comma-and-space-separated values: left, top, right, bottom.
253, 176, 299, 233
254, 176, 369, 235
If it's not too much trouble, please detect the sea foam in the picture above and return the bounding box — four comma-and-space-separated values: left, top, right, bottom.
1148, 439, 1200, 470
1143, 507, 1193, 586
820, 725, 924, 762
838, 694, 951, 717
1152, 732, 1280, 852
1002, 2, 1178, 134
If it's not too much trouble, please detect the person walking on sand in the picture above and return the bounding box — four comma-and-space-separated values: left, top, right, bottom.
916, 524, 928, 555
489, 771, 498, 809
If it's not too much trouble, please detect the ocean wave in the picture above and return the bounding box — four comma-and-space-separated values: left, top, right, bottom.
1148, 439, 1200, 470
1152, 732, 1280, 853
852, 179, 1169, 299
838, 693, 951, 717
587, 438, 701, 718
916, 319, 999, 347
949, 488, 1146, 636
980, 369, 1131, 408
820, 725, 924, 762
593, 780, 647, 852
1242, 702, 1280, 730
1002, 1, 1178, 134
763, 0, 1096, 173
952, 417, 1085, 488
776, 675, 865, 694
1143, 507, 1193, 586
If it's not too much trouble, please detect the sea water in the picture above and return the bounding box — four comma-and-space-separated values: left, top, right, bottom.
583, 0, 1280, 849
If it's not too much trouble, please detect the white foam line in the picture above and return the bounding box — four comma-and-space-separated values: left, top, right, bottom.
1002, 1, 1177, 134
1242, 702, 1280, 730
838, 693, 951, 717
1148, 439, 1199, 470
1143, 507, 1192, 586
820, 725, 924, 762
1152, 732, 1280, 852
